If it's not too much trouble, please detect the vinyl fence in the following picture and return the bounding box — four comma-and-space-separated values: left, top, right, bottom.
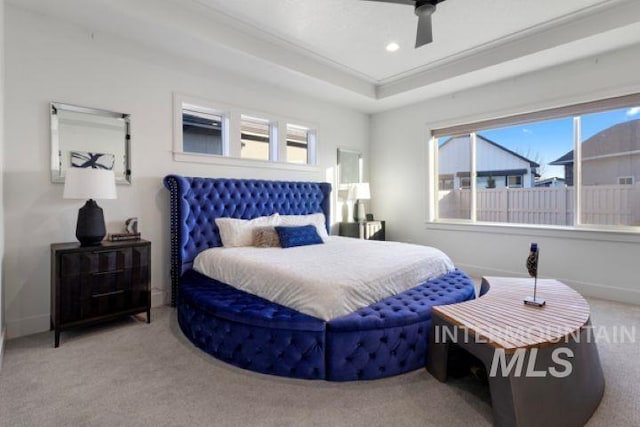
438, 184, 640, 226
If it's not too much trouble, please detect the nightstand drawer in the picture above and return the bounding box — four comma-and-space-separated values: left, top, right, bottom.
59, 248, 133, 276
87, 268, 132, 298
58, 266, 149, 323
83, 288, 149, 320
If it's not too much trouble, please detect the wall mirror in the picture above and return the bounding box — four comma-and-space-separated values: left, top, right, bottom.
337, 148, 362, 186
51, 102, 131, 184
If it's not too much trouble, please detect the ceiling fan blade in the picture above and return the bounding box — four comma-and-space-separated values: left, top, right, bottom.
361, 0, 416, 5
415, 14, 433, 48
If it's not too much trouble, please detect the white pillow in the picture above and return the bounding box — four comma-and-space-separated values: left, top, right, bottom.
215, 214, 280, 248
278, 213, 330, 241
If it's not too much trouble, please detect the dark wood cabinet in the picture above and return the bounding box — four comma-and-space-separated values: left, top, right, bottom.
51, 240, 151, 347
339, 221, 386, 241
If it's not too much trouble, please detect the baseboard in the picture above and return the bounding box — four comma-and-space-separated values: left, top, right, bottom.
151, 288, 168, 307
457, 263, 640, 306
6, 288, 169, 339
6, 314, 50, 339
0, 327, 6, 372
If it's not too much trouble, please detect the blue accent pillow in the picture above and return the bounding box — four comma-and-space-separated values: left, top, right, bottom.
275, 225, 324, 248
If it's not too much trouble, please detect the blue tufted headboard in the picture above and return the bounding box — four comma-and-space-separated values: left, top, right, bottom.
163, 175, 332, 306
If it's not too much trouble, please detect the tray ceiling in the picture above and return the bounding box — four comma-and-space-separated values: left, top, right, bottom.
10, 0, 640, 112
193, 0, 610, 83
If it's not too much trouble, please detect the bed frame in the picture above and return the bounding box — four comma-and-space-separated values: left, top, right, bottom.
165, 175, 331, 306
164, 175, 475, 381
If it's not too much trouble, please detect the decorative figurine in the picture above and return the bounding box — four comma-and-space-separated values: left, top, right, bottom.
125, 217, 138, 234
524, 243, 546, 307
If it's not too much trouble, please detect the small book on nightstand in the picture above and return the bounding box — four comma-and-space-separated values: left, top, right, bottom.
109, 232, 141, 241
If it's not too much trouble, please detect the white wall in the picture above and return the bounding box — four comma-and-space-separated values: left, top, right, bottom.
371, 43, 640, 305
0, 0, 6, 365
3, 5, 370, 338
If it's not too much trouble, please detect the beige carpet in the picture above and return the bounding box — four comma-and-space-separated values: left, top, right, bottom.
1, 297, 639, 427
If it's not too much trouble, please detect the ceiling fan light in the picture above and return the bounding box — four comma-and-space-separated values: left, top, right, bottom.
386, 42, 400, 52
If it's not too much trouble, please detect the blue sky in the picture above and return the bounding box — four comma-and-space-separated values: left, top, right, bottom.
479, 106, 640, 179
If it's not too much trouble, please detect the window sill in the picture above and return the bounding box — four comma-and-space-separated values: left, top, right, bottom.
425, 220, 640, 244
173, 152, 322, 172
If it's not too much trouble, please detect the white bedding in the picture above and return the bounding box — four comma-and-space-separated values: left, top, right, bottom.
193, 236, 454, 321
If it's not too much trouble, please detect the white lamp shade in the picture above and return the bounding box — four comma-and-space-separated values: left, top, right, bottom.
63, 168, 117, 200
350, 182, 371, 200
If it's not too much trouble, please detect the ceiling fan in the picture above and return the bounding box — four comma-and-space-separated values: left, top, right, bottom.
363, 0, 447, 48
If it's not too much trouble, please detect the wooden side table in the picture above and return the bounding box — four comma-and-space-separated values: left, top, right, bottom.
50, 239, 151, 347
427, 277, 604, 427
339, 220, 385, 241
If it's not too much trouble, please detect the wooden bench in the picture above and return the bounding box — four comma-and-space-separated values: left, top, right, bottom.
427, 277, 605, 427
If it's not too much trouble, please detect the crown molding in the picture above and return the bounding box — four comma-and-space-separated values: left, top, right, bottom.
8, 0, 640, 111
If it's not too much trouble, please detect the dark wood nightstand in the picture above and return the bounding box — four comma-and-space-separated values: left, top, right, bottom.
339, 221, 386, 241
50, 239, 151, 347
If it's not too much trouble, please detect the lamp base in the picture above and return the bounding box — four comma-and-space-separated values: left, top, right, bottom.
355, 200, 366, 222
76, 199, 106, 246
523, 296, 546, 307
345, 200, 355, 223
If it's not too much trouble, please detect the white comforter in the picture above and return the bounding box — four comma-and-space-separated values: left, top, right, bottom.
193, 236, 454, 321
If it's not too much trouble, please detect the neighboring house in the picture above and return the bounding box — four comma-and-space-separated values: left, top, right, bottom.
550, 119, 640, 186
438, 134, 540, 189
534, 177, 566, 188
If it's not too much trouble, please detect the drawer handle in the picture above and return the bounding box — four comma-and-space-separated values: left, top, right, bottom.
91, 269, 125, 276
92, 249, 127, 255
91, 290, 125, 298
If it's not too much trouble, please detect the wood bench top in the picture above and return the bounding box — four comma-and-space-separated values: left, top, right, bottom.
432, 276, 591, 352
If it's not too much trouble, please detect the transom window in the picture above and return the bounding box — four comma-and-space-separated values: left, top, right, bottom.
241, 115, 272, 161
174, 94, 317, 166
182, 105, 227, 156
433, 93, 640, 230
286, 124, 313, 164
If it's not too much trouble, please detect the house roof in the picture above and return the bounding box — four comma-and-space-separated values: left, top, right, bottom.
457, 169, 529, 178
549, 150, 574, 165
439, 134, 540, 168
535, 177, 566, 185
550, 119, 640, 165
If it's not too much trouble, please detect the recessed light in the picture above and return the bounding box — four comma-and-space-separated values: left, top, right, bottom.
386, 42, 399, 52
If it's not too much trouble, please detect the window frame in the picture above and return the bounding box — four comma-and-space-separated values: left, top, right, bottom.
507, 175, 523, 188
173, 93, 319, 170
181, 105, 229, 157
285, 123, 317, 165
618, 176, 634, 185
240, 114, 275, 162
430, 92, 640, 234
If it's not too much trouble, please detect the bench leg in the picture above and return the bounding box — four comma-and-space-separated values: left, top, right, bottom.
426, 316, 451, 382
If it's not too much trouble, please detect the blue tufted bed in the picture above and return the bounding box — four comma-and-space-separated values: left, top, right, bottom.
164, 175, 475, 381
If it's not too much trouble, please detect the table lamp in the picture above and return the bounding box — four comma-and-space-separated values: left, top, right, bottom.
350, 183, 371, 222
63, 168, 117, 246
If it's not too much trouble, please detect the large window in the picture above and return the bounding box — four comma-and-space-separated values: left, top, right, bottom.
433, 94, 640, 230
437, 135, 471, 220
580, 108, 640, 227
